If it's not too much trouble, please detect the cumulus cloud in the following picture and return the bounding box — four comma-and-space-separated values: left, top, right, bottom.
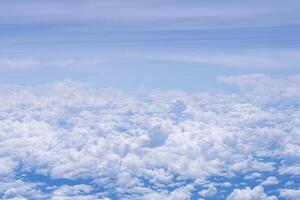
280, 189, 300, 200
226, 186, 278, 200
260, 176, 279, 186
51, 184, 101, 200
244, 172, 261, 180
0, 74, 300, 198
199, 184, 217, 197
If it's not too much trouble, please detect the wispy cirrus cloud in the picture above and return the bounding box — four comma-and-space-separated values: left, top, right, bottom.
0, 57, 111, 71
1, 49, 300, 72
132, 50, 300, 69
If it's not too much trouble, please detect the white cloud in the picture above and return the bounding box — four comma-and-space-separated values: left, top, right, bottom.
0, 74, 300, 198
0, 180, 47, 199
199, 184, 217, 197
260, 177, 279, 186
51, 184, 101, 200
0, 157, 18, 178
244, 172, 261, 180
226, 186, 278, 200
279, 165, 300, 175
168, 184, 194, 200
280, 189, 300, 200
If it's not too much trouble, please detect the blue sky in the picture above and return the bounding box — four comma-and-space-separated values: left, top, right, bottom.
1, 0, 300, 91
1, 1, 300, 200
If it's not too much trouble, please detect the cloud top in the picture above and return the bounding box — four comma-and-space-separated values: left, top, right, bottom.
0, 74, 300, 199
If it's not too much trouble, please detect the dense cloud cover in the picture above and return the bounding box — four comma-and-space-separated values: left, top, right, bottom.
0, 74, 300, 199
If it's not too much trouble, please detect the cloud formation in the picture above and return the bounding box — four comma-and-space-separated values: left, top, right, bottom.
0, 74, 300, 199
226, 186, 278, 200
2, 49, 300, 72
260, 176, 278, 186
134, 50, 300, 69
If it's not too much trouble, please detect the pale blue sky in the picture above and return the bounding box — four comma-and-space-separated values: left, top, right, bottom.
1, 0, 300, 91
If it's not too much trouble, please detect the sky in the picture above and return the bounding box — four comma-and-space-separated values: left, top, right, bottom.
1, 1, 300, 200
1, 0, 300, 90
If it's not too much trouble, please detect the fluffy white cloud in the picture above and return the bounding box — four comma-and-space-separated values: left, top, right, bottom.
0, 180, 47, 199
0, 74, 300, 198
51, 184, 102, 200
226, 186, 278, 200
260, 177, 279, 186
280, 189, 300, 200
244, 172, 261, 180
199, 184, 217, 197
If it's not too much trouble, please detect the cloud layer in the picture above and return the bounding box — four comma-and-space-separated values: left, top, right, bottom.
2, 49, 300, 72
0, 74, 300, 199
1, 0, 300, 29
